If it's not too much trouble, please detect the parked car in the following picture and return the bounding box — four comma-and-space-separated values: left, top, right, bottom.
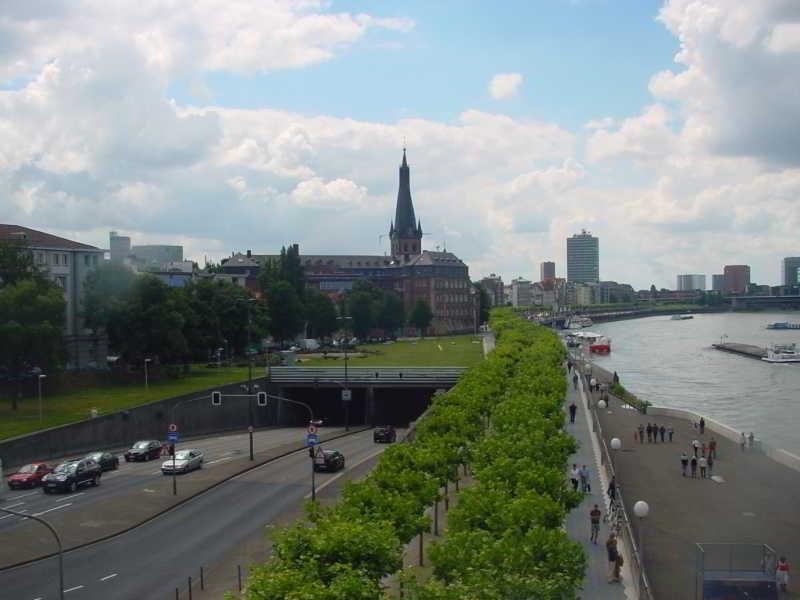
373, 426, 397, 444
124, 440, 163, 462
85, 451, 120, 472
313, 449, 345, 472
161, 449, 204, 475
42, 458, 102, 494
7, 462, 53, 490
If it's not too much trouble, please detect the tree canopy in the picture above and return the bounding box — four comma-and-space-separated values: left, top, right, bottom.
409, 298, 434, 335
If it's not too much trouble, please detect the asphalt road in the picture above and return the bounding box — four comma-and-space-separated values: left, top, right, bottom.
0, 428, 392, 600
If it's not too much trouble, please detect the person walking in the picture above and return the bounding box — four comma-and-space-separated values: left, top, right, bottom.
668, 425, 675, 442
590, 504, 602, 544
748, 432, 755, 449
700, 417, 706, 434
707, 454, 714, 477
613, 371, 619, 385
590, 377, 597, 393
646, 423, 653, 443
580, 464, 590, 493
681, 451, 689, 477
699, 455, 708, 478
702, 442, 707, 458
607, 476, 617, 502
709, 436, 717, 459
659, 425, 666, 442
652, 423, 658, 443
570, 464, 580, 491
638, 424, 645, 444
776, 556, 790, 592
573, 373, 579, 390
569, 401, 577, 424
692, 439, 700, 457
690, 455, 698, 478
567, 360, 573, 373
740, 432, 747, 452
606, 533, 619, 583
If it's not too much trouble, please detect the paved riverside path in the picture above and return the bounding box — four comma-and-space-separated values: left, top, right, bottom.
565, 373, 630, 600
596, 394, 800, 598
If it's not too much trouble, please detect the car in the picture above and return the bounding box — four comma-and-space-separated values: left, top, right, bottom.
7, 462, 53, 490
313, 449, 345, 472
161, 449, 204, 474
373, 426, 397, 444
124, 440, 163, 462
85, 451, 120, 472
42, 458, 102, 494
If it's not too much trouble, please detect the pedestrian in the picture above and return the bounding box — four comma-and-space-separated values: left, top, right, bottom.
590, 377, 597, 392
614, 551, 624, 582
570, 464, 580, 491
580, 464, 590, 493
709, 436, 717, 459
700, 417, 706, 435
567, 360, 573, 373
595, 381, 601, 393
607, 476, 617, 502
652, 423, 658, 443
668, 425, 674, 442
776, 556, 790, 592
660, 425, 666, 443
699, 455, 708, 478
638, 424, 645, 444
702, 442, 707, 457
590, 504, 602, 544
748, 432, 755, 449
680, 451, 689, 476
613, 371, 619, 385
690, 455, 698, 478
740, 432, 747, 452
573, 373, 578, 390
707, 454, 714, 477
646, 423, 653, 443
606, 533, 619, 583
569, 401, 577, 424
692, 439, 700, 457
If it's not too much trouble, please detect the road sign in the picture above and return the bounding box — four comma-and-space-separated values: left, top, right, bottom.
307, 424, 318, 435
167, 431, 179, 443
168, 423, 178, 433
305, 433, 319, 447
341, 389, 352, 402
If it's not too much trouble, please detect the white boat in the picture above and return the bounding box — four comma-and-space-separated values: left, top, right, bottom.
670, 314, 694, 320
567, 316, 593, 329
762, 344, 800, 363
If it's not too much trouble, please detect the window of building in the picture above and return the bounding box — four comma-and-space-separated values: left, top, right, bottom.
84, 255, 90, 267
63, 254, 69, 266
55, 276, 67, 289
92, 255, 98, 266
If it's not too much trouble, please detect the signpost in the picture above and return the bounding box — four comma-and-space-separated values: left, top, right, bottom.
341, 389, 352, 402
305, 433, 319, 447
168, 425, 179, 496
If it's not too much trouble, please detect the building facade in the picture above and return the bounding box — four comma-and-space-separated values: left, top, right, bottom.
712, 274, 725, 292
567, 230, 599, 283
510, 277, 533, 307
723, 265, 751, 294
782, 257, 800, 287
479, 273, 505, 307
676, 274, 706, 291
540, 261, 555, 282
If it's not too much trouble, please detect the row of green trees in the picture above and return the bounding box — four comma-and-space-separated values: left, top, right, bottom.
238, 308, 584, 599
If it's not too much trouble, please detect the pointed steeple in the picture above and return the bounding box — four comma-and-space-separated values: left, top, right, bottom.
417, 218, 422, 236
394, 149, 417, 237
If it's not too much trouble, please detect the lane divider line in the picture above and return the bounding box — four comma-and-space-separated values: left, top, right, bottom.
99, 573, 118, 581
3, 502, 25, 509
55, 493, 83, 503
63, 585, 84, 593
32, 503, 72, 517
5, 491, 39, 500
304, 447, 388, 499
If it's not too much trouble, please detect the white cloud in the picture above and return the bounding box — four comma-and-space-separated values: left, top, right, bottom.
488, 73, 523, 100
766, 23, 800, 54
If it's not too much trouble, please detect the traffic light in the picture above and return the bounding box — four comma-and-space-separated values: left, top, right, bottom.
257, 391, 268, 407
211, 390, 222, 406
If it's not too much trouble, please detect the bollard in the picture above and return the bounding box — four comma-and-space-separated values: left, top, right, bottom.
188, 576, 192, 600
200, 566, 204, 590
444, 481, 449, 511
419, 531, 424, 566
238, 565, 243, 591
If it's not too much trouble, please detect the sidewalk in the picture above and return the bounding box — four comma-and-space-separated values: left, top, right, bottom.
565, 372, 631, 600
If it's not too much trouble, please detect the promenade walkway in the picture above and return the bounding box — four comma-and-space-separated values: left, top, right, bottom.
595, 392, 800, 598
565, 373, 631, 600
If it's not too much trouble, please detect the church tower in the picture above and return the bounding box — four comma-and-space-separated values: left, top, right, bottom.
389, 149, 423, 263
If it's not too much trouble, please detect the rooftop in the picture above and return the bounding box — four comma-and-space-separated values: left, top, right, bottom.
0, 224, 101, 251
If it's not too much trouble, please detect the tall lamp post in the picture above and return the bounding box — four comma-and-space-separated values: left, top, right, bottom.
245, 298, 257, 459
337, 316, 353, 431
38, 374, 47, 421
144, 358, 152, 391
634, 500, 650, 568
0, 507, 63, 599
267, 393, 318, 499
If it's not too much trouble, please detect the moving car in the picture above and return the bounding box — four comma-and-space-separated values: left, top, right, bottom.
161, 449, 204, 474
313, 449, 345, 472
7, 462, 52, 490
373, 426, 397, 443
124, 440, 163, 462
42, 458, 102, 493
85, 451, 120, 472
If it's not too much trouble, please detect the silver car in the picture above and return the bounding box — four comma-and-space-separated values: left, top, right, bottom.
161, 449, 204, 474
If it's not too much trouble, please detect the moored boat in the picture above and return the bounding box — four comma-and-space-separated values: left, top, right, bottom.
670, 314, 694, 320
766, 322, 800, 330
589, 336, 611, 354
762, 344, 800, 363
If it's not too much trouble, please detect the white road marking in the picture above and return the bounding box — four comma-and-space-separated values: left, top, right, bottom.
32, 596, 43, 600
3, 502, 25, 509
55, 492, 83, 502
64, 585, 84, 593
100, 573, 118, 581
206, 456, 234, 465
0, 511, 26, 521
304, 447, 387, 499
5, 491, 39, 500
32, 503, 72, 517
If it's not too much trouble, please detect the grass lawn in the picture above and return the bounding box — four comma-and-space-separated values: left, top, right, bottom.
0, 365, 256, 441
300, 335, 484, 368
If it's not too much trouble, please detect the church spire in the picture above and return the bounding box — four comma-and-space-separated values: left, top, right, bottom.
394, 149, 417, 237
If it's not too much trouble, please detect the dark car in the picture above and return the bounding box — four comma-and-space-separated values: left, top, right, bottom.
42, 458, 102, 494
313, 449, 345, 472
7, 462, 52, 489
124, 440, 163, 462
86, 451, 120, 472
373, 426, 397, 443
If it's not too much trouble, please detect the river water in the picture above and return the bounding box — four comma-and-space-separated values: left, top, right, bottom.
586, 312, 800, 455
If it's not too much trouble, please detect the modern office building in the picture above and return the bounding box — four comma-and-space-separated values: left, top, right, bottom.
130, 244, 183, 268
540, 261, 555, 282
479, 273, 505, 307
723, 265, 751, 294
566, 230, 599, 283
510, 277, 534, 307
782, 257, 800, 286
109, 231, 131, 263
676, 274, 706, 291
712, 274, 725, 292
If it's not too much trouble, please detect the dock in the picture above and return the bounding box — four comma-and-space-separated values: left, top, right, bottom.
712, 342, 766, 359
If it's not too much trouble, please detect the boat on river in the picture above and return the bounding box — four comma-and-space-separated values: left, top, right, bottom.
670, 314, 694, 320
766, 322, 800, 330
567, 316, 593, 329
566, 330, 611, 353
762, 344, 800, 363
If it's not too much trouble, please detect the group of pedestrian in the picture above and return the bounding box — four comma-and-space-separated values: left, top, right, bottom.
570, 463, 591, 493
739, 431, 756, 451
606, 532, 623, 583
679, 429, 719, 479
635, 422, 674, 443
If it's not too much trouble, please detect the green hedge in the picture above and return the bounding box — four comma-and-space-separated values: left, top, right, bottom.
237, 308, 585, 600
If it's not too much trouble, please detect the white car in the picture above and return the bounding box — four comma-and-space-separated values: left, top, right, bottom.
161, 449, 204, 474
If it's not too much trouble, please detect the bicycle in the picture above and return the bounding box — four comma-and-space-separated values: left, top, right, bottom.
604, 496, 625, 535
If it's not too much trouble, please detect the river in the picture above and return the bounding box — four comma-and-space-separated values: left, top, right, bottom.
586, 312, 800, 455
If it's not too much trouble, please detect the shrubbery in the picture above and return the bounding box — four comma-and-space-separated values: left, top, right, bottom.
238, 308, 585, 600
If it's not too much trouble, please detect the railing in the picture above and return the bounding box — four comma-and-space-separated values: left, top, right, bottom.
268, 367, 465, 385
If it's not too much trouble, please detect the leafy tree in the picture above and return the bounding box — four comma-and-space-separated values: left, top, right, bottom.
0, 239, 42, 287
82, 262, 137, 335
377, 293, 405, 336
346, 281, 381, 339
305, 289, 339, 339
473, 282, 490, 324
409, 298, 433, 335
266, 281, 304, 342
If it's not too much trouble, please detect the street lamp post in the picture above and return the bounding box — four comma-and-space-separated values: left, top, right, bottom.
38, 374, 47, 421
144, 358, 152, 391
0, 507, 63, 599
337, 316, 353, 431
267, 393, 318, 500
633, 500, 650, 569
246, 298, 257, 459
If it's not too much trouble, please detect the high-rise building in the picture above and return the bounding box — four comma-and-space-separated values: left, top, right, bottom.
712, 274, 725, 292
130, 244, 183, 267
566, 230, 599, 283
723, 265, 751, 294
676, 274, 706, 291
782, 257, 800, 286
109, 231, 131, 263
540, 261, 555, 282
479, 274, 505, 307
510, 277, 533, 307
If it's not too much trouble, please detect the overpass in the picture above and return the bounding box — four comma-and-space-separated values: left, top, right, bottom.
267, 366, 465, 387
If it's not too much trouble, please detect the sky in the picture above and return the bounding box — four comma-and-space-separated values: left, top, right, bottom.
1, 0, 799, 289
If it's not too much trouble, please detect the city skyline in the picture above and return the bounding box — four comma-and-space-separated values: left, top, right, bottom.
2, 1, 799, 289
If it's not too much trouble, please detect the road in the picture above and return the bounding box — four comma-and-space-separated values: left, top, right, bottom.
0, 428, 392, 600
